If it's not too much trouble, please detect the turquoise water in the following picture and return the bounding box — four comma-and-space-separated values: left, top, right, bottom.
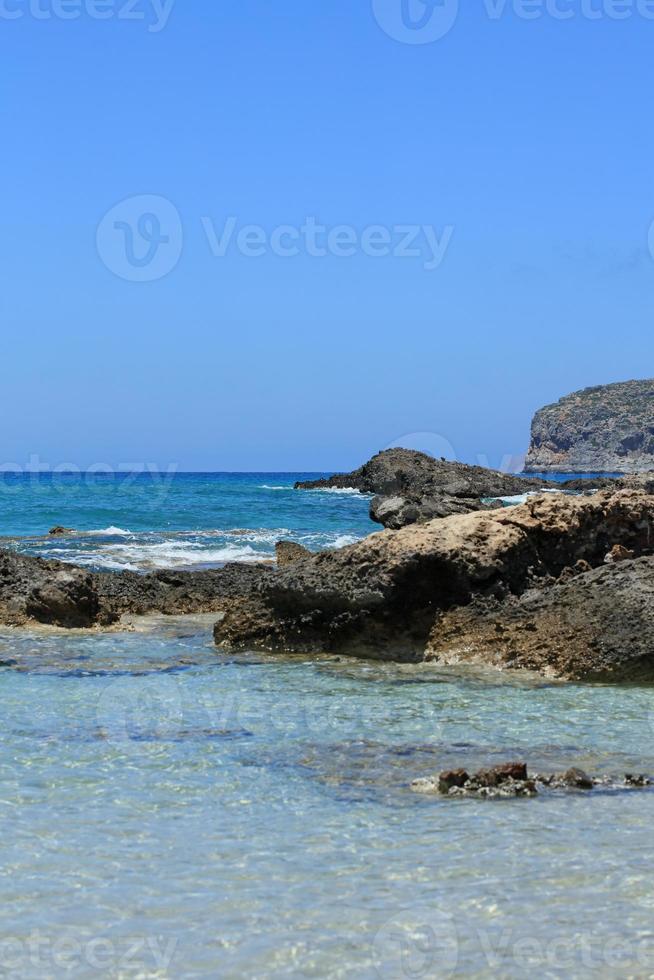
0, 472, 376, 570
1, 473, 653, 978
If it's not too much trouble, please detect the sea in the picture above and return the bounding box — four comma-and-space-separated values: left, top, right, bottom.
1, 472, 652, 979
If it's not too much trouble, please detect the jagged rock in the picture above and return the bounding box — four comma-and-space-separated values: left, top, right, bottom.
413, 763, 652, 799
48, 526, 75, 536
426, 555, 654, 682
296, 448, 553, 529
605, 544, 634, 563
438, 769, 469, 793
213, 490, 654, 669
413, 763, 537, 798
525, 379, 654, 473
0, 550, 271, 629
0, 552, 101, 628
556, 768, 594, 790
275, 541, 313, 567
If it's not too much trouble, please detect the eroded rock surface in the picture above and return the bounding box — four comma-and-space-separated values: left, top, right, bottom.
213, 490, 654, 672
0, 550, 270, 629
426, 556, 654, 681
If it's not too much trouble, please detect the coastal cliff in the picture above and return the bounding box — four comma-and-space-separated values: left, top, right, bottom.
525, 379, 654, 473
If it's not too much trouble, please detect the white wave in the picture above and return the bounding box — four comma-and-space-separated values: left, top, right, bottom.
490, 489, 565, 506
331, 534, 360, 548
307, 487, 371, 497
82, 526, 133, 537
100, 540, 265, 570
259, 485, 292, 491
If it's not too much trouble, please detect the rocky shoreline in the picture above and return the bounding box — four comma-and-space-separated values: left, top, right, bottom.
213, 486, 654, 679
3, 449, 654, 683
0, 549, 269, 629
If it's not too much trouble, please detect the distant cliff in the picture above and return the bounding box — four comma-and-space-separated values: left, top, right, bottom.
525, 379, 654, 473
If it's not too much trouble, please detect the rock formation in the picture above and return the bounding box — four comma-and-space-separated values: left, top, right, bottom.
296, 448, 553, 529
426, 556, 654, 682
0, 550, 270, 629
213, 490, 654, 678
525, 379, 654, 473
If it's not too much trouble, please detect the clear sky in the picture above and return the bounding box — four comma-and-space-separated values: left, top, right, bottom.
2, 0, 653, 472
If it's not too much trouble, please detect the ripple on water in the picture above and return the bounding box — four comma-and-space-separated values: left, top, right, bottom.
1, 620, 654, 977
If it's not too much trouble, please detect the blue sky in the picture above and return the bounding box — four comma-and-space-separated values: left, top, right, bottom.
2, 1, 653, 471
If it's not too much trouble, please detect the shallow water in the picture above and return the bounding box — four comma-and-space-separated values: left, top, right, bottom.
1, 618, 654, 979
1, 471, 652, 978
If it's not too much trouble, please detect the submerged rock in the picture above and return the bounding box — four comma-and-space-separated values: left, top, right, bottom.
525, 379, 654, 474
296, 448, 553, 529
213, 489, 654, 672
413, 763, 652, 799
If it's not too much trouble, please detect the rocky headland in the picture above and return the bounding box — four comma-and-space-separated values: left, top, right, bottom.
525, 378, 654, 473
296, 448, 554, 529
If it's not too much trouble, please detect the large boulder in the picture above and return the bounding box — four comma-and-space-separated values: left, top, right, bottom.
525, 379, 654, 473
213, 490, 654, 665
296, 448, 553, 529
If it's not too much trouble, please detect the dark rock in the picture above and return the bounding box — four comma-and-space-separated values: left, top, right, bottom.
427, 554, 654, 682
525, 379, 654, 473
275, 541, 313, 567
438, 769, 469, 793
214, 489, 654, 669
48, 526, 75, 536
0, 550, 271, 629
296, 448, 554, 529
413, 763, 537, 798
475, 762, 528, 787
0, 553, 101, 628
557, 768, 594, 790
414, 763, 652, 799
625, 774, 651, 787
